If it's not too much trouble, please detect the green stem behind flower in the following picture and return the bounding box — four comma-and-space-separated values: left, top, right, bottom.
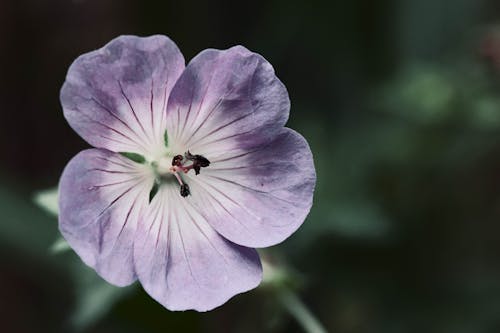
277, 289, 328, 333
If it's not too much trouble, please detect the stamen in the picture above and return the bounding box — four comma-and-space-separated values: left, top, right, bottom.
154, 150, 210, 197
172, 171, 184, 186
171, 154, 183, 166
185, 151, 210, 175
172, 169, 190, 197
180, 184, 190, 197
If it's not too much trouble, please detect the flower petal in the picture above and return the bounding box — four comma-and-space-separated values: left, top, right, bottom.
59, 149, 153, 286
61, 35, 185, 156
134, 186, 262, 311
165, 45, 289, 155
186, 129, 315, 248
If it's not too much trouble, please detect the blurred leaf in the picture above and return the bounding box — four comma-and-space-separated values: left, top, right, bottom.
262, 259, 289, 288
397, 0, 480, 60
325, 201, 392, 238
377, 64, 455, 123
0, 183, 56, 252
70, 265, 136, 331
30, 185, 133, 330
260, 252, 299, 290
469, 96, 500, 129
34, 187, 58, 217
50, 236, 70, 254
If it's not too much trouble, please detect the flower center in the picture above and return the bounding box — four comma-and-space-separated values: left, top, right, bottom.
152, 151, 210, 198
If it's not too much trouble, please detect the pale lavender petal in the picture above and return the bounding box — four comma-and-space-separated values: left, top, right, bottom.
186, 128, 315, 248
165, 45, 289, 155
61, 35, 185, 156
59, 149, 154, 286
134, 186, 262, 311
164, 45, 314, 247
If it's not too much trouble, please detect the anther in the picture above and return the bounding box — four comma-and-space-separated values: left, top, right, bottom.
185, 151, 210, 175
172, 169, 190, 198
180, 184, 190, 197
171, 154, 183, 166
163, 150, 210, 197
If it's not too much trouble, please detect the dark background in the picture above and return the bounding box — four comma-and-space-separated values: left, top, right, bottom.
2, 0, 500, 332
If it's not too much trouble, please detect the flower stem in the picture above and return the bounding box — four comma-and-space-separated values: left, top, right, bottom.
277, 289, 328, 333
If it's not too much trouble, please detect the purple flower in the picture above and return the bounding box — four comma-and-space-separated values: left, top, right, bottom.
58, 35, 316, 311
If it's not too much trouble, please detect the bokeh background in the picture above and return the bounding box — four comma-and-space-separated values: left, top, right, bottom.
2, 0, 500, 332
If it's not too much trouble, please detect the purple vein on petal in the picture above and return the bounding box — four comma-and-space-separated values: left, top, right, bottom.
101, 184, 144, 260
187, 108, 254, 149
182, 83, 240, 149
92, 177, 141, 189
93, 157, 138, 170
194, 128, 256, 151
207, 162, 278, 171
146, 196, 163, 241
179, 197, 230, 269
75, 110, 145, 149
117, 80, 152, 146
163, 188, 172, 286
182, 95, 224, 147
97, 185, 136, 219
159, 77, 170, 134
173, 195, 202, 290
89, 168, 140, 175
155, 192, 167, 249
89, 97, 150, 150
196, 175, 300, 229
101, 188, 141, 257
203, 174, 298, 205
184, 64, 216, 140
209, 148, 262, 163
150, 78, 155, 140
190, 176, 260, 223
174, 105, 181, 142
207, 134, 277, 163
190, 178, 255, 240
116, 186, 143, 240
179, 88, 195, 142
96, 134, 137, 149
70, 182, 139, 234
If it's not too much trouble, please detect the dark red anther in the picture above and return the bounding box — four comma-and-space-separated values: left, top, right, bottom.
180, 183, 190, 197
172, 155, 183, 166
185, 151, 210, 175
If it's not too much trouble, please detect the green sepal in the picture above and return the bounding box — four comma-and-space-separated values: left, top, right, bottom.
164, 130, 169, 147
149, 181, 159, 203
119, 152, 146, 164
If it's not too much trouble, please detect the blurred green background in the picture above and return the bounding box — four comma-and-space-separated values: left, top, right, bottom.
2, 0, 500, 332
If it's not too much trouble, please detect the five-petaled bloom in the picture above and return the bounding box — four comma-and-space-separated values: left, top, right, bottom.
59, 35, 316, 311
